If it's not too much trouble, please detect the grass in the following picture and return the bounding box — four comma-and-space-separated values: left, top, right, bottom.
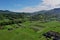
0, 21, 60, 40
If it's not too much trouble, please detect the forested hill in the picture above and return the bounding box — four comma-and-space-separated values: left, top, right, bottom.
30, 8, 60, 21
0, 10, 32, 20
0, 8, 60, 21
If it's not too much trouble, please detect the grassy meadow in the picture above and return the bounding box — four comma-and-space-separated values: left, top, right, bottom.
0, 21, 60, 40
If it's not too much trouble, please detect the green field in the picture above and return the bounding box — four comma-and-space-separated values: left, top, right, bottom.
0, 21, 60, 40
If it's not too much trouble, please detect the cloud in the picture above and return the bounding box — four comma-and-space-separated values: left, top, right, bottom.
42, 0, 60, 8
16, 0, 60, 12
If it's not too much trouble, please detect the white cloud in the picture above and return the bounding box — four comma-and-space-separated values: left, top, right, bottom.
16, 0, 60, 12
42, 0, 60, 8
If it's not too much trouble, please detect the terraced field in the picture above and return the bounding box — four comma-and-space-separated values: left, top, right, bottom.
0, 21, 60, 40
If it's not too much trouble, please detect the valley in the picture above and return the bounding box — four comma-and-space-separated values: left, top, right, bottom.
0, 9, 60, 40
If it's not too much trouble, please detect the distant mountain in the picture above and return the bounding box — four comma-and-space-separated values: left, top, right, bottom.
0, 10, 13, 13
32, 8, 60, 16
0, 10, 10, 12
0, 8, 60, 21
44, 8, 60, 18
0, 8, 60, 17
30, 8, 60, 21
34, 8, 60, 14
45, 8, 60, 15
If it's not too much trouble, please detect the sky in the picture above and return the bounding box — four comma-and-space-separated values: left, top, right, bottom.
0, 0, 60, 12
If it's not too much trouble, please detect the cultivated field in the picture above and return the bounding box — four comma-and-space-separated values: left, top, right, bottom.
0, 21, 60, 40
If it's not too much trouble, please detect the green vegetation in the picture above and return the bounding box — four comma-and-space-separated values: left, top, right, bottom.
0, 21, 60, 40
0, 10, 60, 40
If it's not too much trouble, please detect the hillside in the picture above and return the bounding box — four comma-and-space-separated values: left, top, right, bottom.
31, 8, 60, 21
0, 8, 60, 40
